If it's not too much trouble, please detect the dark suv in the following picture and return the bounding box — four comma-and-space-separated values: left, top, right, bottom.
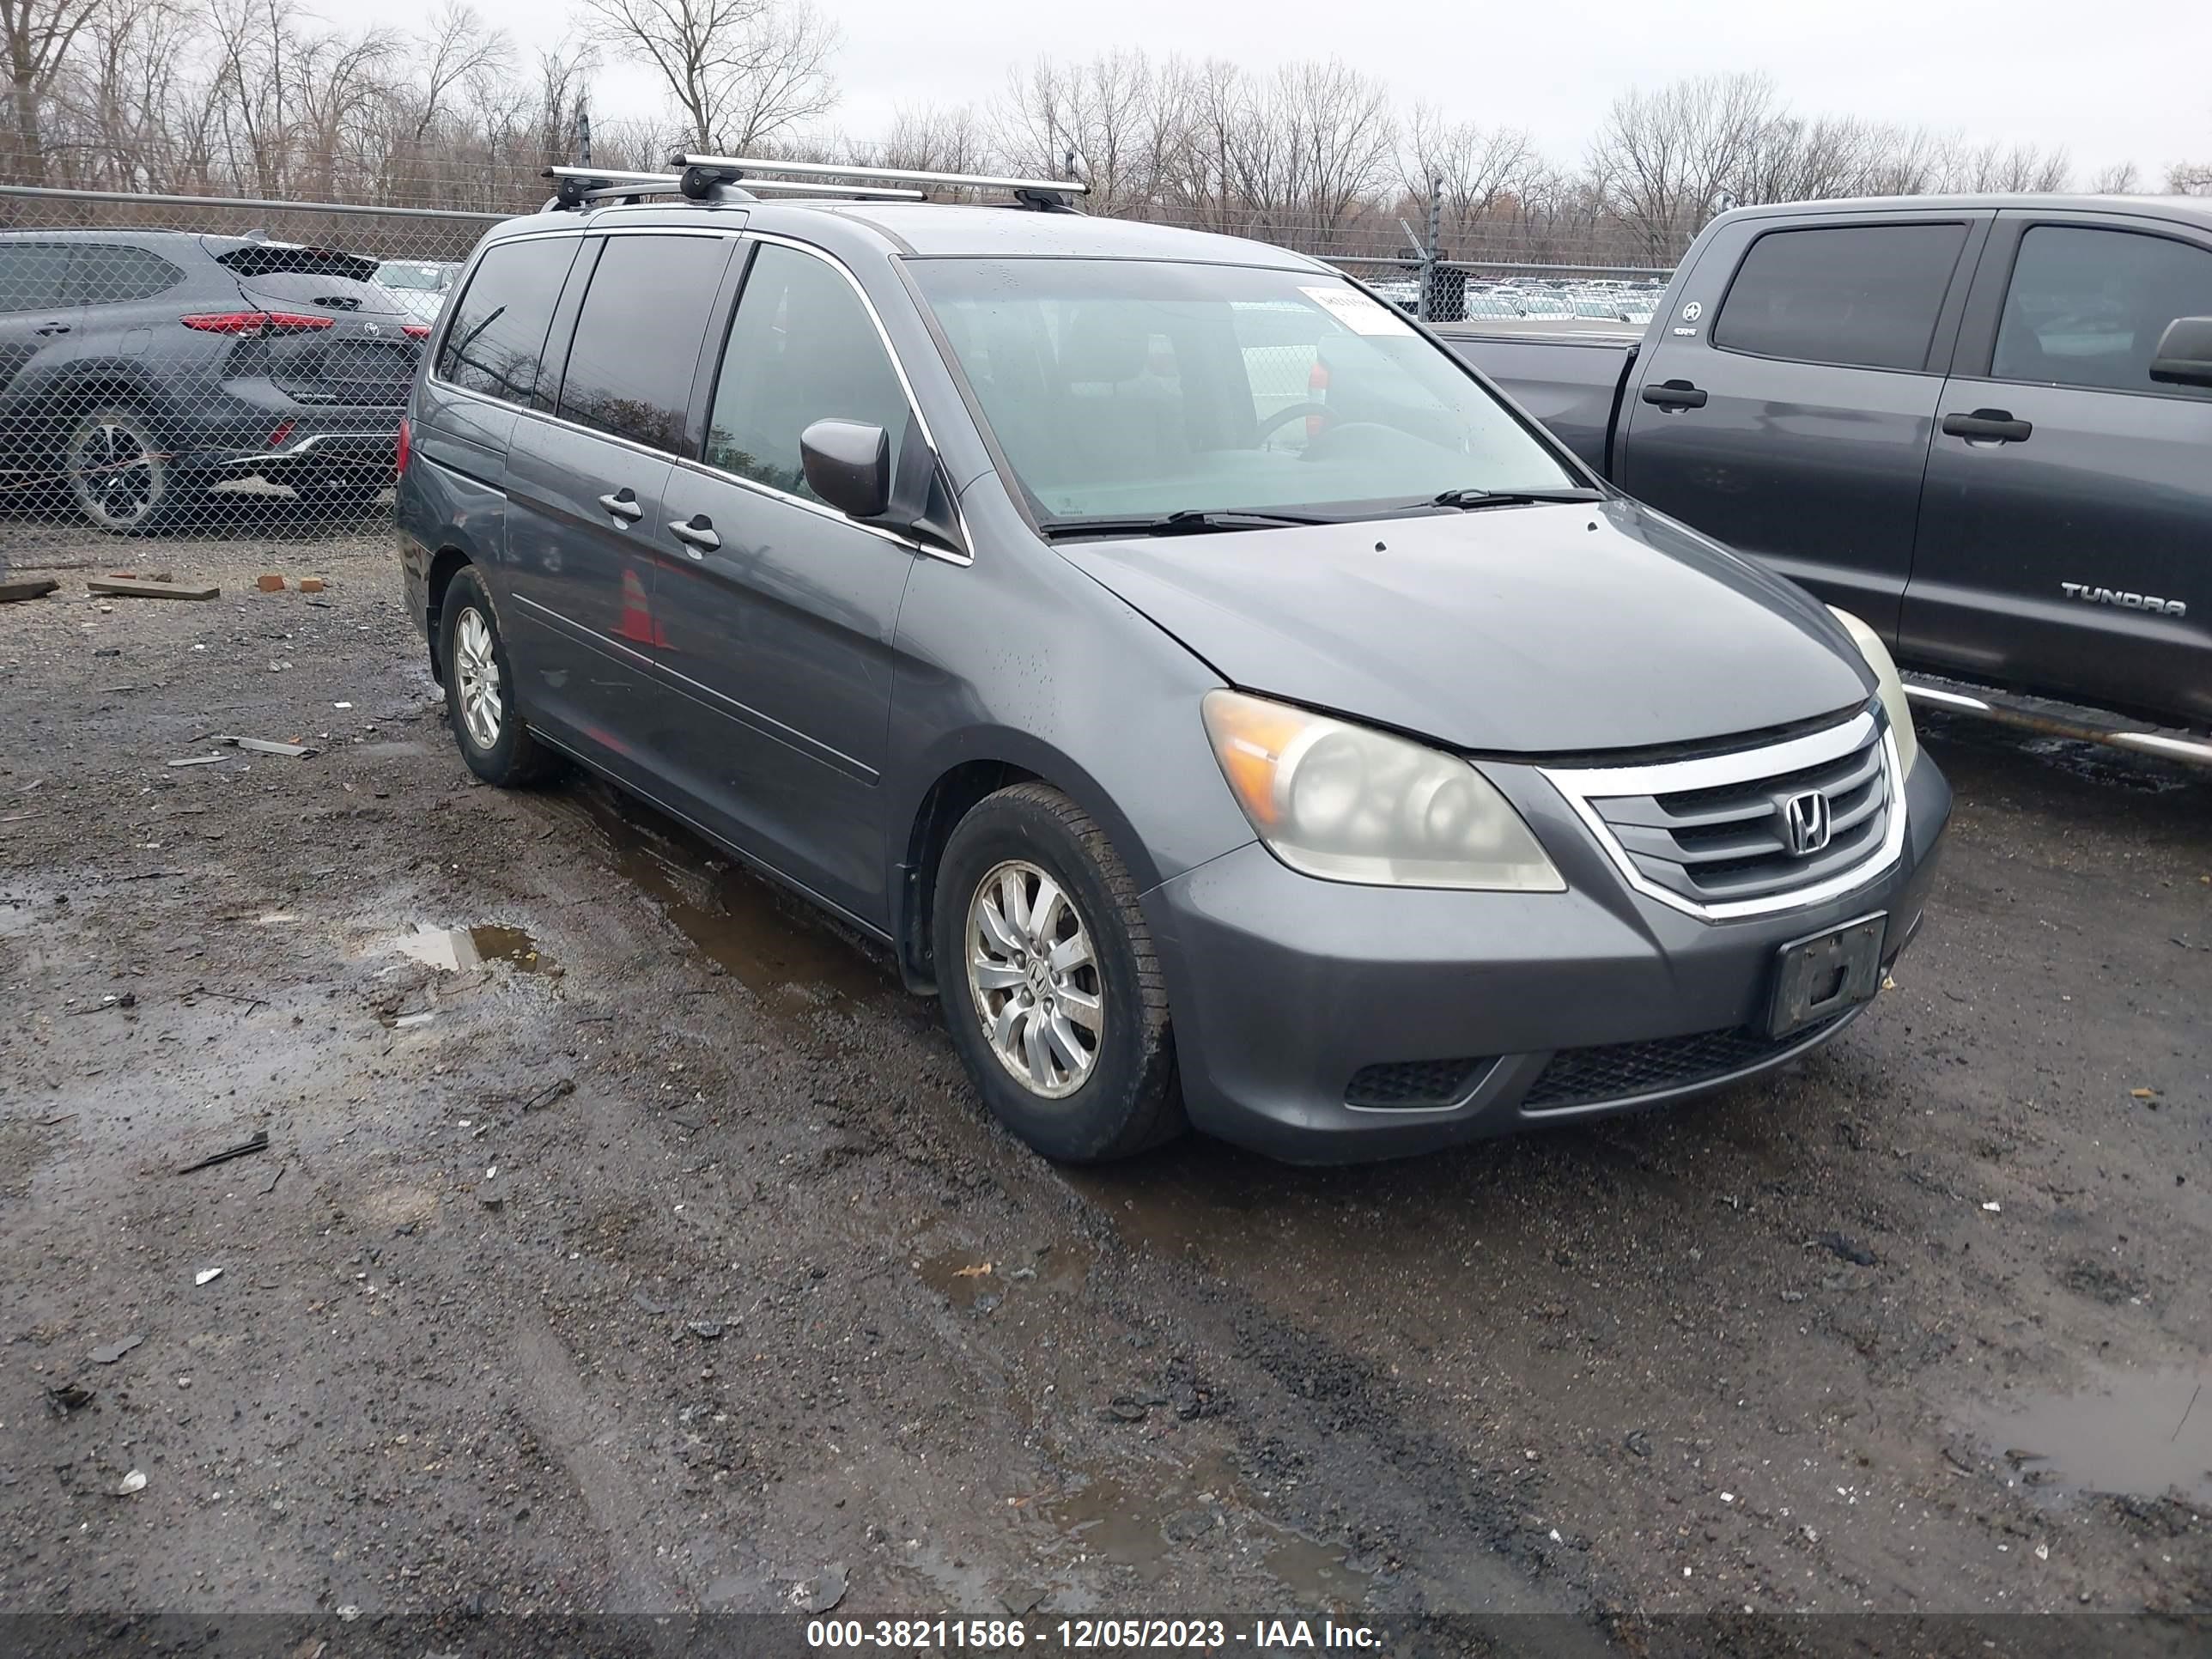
0, 228, 421, 530
395, 167, 1950, 1165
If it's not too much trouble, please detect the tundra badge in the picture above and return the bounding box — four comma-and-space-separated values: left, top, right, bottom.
2060, 582, 2187, 618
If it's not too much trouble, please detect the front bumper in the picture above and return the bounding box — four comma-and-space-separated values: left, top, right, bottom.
1145, 750, 1951, 1163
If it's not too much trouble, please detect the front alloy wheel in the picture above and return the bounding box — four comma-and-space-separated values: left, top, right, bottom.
966, 859, 1105, 1098
932, 782, 1182, 1163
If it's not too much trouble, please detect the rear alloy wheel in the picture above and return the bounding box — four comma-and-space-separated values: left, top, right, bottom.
64, 405, 171, 533
437, 564, 562, 787
933, 783, 1183, 1163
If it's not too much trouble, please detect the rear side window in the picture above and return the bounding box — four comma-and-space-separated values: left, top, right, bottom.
1992, 225, 2212, 398
437, 237, 579, 407
558, 234, 732, 454
70, 245, 184, 306
1712, 223, 1968, 372
704, 242, 911, 499
0, 242, 71, 313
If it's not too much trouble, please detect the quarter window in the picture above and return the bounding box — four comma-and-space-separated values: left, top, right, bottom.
1712, 223, 1969, 372
705, 242, 913, 501
558, 234, 732, 453
1991, 225, 2212, 397
0, 243, 71, 313
69, 245, 184, 305
436, 237, 579, 407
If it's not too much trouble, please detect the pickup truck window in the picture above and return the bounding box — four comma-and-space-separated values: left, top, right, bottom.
911, 257, 1577, 524
1711, 223, 1967, 373
1992, 226, 2212, 398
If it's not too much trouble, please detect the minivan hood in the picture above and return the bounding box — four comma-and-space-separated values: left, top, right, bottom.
1057, 500, 1873, 755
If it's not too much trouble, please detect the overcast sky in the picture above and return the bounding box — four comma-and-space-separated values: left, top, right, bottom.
486, 0, 2209, 179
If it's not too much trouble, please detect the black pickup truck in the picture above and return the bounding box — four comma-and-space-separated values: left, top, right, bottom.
1440, 195, 2212, 757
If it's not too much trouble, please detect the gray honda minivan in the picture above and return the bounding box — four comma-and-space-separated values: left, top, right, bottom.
395, 168, 1950, 1164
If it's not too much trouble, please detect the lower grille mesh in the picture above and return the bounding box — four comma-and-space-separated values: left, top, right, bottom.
1345, 1056, 1490, 1109
1521, 1017, 1848, 1112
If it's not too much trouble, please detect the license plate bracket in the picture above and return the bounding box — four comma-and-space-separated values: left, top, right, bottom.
1766, 915, 1886, 1040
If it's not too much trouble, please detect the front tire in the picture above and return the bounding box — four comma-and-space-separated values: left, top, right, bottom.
64, 404, 176, 533
439, 565, 562, 787
933, 783, 1182, 1163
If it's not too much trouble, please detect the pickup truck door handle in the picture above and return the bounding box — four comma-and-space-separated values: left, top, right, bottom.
668, 514, 720, 556
1941, 409, 2033, 444
33, 319, 70, 336
596, 488, 645, 524
1641, 379, 1708, 410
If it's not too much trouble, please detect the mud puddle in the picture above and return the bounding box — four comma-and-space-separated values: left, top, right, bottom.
383, 922, 550, 974
567, 781, 896, 1024
918, 1248, 1005, 1310
1972, 1361, 2212, 1503
1036, 1457, 1366, 1606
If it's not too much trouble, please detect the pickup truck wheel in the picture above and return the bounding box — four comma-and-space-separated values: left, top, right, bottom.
438, 566, 562, 787
64, 405, 174, 533
933, 783, 1183, 1163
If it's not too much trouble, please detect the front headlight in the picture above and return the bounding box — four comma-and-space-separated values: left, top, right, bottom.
1201, 690, 1565, 891
1826, 607, 1919, 776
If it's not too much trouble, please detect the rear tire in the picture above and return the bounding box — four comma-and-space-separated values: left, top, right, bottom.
439, 565, 562, 787
64, 404, 177, 533
932, 783, 1183, 1163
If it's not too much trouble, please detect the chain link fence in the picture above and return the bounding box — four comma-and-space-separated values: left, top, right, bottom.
0, 185, 498, 556
0, 182, 1668, 552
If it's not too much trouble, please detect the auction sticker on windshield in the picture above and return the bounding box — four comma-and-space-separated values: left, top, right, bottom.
1299, 285, 1415, 336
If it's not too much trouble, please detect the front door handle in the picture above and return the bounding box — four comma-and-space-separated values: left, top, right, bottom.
1641, 379, 1707, 410
33, 320, 70, 336
597, 488, 645, 523
1942, 409, 2032, 443
668, 514, 720, 556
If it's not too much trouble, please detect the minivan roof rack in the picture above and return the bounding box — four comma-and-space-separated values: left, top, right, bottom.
542, 166, 925, 211
671, 154, 1087, 211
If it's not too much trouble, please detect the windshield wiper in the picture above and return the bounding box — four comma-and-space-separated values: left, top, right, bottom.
1037, 508, 1328, 540
1429, 486, 1604, 510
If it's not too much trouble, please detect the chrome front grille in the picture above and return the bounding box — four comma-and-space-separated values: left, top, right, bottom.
1540, 710, 1905, 921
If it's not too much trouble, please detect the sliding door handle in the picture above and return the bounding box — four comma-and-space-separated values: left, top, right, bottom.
1941, 409, 2032, 443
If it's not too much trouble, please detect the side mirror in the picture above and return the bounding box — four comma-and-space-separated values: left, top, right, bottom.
799, 419, 890, 519
2149, 316, 2212, 388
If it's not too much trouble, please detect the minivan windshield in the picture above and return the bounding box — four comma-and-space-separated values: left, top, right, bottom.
908, 258, 1579, 527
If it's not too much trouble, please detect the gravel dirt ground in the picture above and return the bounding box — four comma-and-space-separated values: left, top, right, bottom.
1, 517, 2208, 1650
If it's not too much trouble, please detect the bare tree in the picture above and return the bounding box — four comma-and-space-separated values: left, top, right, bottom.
532, 45, 594, 168
2, 0, 102, 181
995, 51, 1170, 213
1587, 71, 1781, 261
1940, 137, 2070, 192
407, 4, 507, 149
2086, 159, 2141, 193
1401, 105, 1533, 252
2166, 160, 2212, 195
578, 0, 837, 155
867, 102, 992, 177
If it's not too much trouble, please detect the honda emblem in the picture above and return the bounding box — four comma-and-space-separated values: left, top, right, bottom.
1782, 790, 1832, 857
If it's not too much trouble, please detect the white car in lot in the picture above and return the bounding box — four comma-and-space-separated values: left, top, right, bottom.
374, 260, 459, 325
